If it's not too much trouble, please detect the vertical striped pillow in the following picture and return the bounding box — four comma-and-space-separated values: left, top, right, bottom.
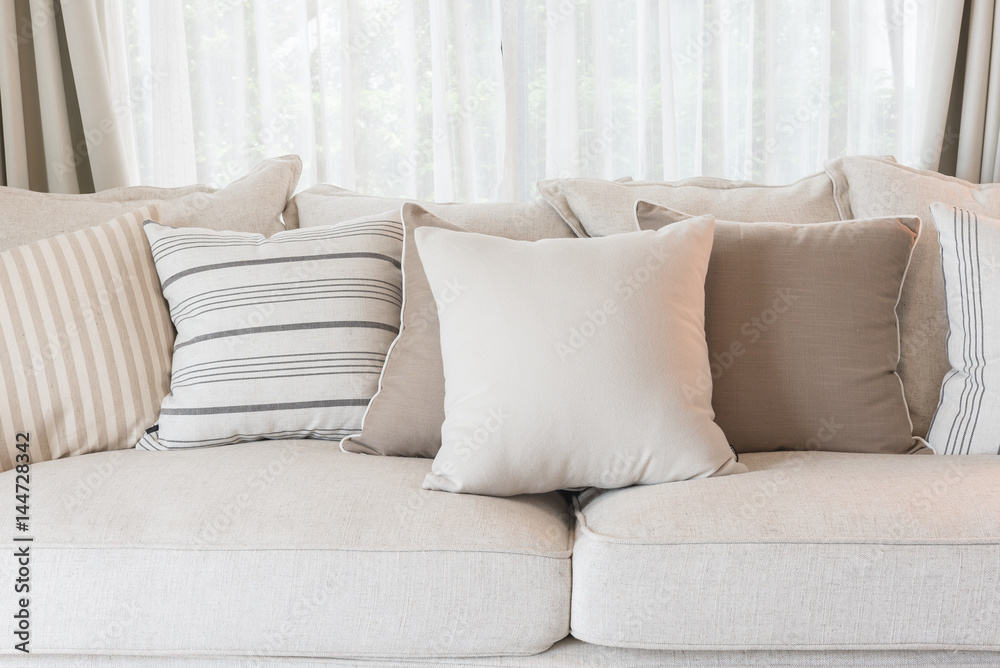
927, 202, 1000, 455
0, 206, 173, 471
142, 212, 403, 449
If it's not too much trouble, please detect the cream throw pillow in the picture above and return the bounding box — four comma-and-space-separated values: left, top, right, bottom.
927, 202, 1000, 454
416, 216, 746, 496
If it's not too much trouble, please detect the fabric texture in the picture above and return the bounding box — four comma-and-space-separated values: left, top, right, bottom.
572, 450, 1000, 651
143, 211, 402, 449
341, 204, 462, 458
0, 441, 571, 658
416, 216, 745, 496
287, 184, 575, 240
927, 203, 1000, 454
0, 0, 132, 192
0, 155, 301, 251
951, 0, 1000, 184
108, 3, 966, 198
636, 201, 921, 454
7, 647, 1000, 668
537, 171, 841, 238
0, 206, 172, 472
826, 155, 1000, 439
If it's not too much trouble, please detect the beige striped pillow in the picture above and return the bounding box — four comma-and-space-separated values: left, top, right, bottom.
0, 206, 173, 471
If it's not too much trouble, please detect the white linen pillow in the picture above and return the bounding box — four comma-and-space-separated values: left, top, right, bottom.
927, 202, 1000, 455
415, 216, 746, 496
143, 211, 403, 449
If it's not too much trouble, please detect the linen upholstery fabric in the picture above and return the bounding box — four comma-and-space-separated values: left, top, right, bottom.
10, 646, 1000, 668
0, 155, 301, 250
417, 217, 746, 496
572, 451, 1000, 650
143, 212, 403, 449
341, 204, 463, 458
824, 155, 1000, 439
537, 170, 841, 238
927, 203, 1000, 454
0, 207, 172, 471
0, 441, 571, 658
286, 183, 575, 240
636, 201, 920, 454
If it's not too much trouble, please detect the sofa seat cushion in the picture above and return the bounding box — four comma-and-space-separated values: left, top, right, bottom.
1, 441, 571, 659
572, 451, 1000, 651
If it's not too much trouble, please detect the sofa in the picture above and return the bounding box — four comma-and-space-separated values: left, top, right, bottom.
1, 155, 999, 667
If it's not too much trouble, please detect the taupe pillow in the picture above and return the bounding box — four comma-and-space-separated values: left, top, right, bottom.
538, 171, 841, 238
637, 201, 923, 454
416, 215, 745, 496
0, 155, 301, 250
287, 184, 574, 241
341, 204, 462, 458
825, 155, 1000, 439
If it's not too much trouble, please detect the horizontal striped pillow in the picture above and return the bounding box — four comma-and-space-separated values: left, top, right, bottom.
0, 206, 173, 471
143, 212, 404, 449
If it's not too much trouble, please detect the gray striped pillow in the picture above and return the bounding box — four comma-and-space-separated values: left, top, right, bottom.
0, 206, 173, 471
927, 202, 1000, 455
143, 212, 403, 449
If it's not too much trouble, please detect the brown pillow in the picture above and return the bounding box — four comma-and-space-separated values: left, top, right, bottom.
340, 204, 462, 458
636, 201, 923, 454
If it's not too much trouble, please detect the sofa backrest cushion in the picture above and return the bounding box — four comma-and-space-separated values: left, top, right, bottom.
0, 155, 301, 250
537, 171, 842, 238
286, 184, 575, 241
0, 207, 173, 471
824, 155, 1000, 439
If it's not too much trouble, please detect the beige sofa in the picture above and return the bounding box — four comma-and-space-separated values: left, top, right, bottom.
2, 156, 999, 666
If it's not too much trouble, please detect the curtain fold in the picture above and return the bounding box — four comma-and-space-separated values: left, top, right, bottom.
946, 0, 1000, 183
98, 0, 1000, 194
7, 0, 1000, 197
0, 0, 132, 192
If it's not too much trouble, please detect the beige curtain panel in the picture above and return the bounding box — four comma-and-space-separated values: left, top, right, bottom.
951, 0, 1000, 183
0, 0, 130, 193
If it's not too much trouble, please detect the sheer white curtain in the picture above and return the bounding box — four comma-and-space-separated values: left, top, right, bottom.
108, 0, 966, 200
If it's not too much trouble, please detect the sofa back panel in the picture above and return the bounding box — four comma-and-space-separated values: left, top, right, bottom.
287, 184, 575, 241
0, 155, 302, 249
537, 171, 843, 238
825, 155, 1000, 440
